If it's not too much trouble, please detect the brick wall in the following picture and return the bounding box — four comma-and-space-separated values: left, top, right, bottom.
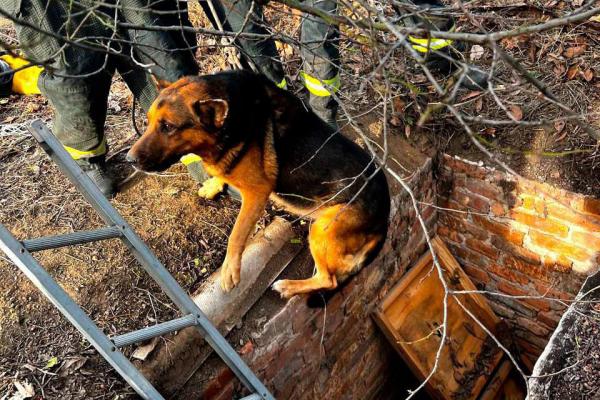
437, 155, 600, 366
175, 153, 599, 398
190, 158, 437, 400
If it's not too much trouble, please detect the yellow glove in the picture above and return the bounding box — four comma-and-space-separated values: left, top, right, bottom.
0, 54, 42, 95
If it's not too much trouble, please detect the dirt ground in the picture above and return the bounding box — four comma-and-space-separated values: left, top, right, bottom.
1, 2, 599, 400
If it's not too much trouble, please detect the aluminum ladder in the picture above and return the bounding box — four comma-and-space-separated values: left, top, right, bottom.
0, 120, 273, 400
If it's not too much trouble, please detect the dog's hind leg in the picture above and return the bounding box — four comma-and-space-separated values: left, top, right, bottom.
272, 204, 381, 299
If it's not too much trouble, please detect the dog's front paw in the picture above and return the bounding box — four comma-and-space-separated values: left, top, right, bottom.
220, 257, 241, 292
198, 177, 225, 200
272, 279, 297, 299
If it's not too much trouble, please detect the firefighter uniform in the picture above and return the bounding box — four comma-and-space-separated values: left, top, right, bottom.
4, 0, 199, 162
218, 0, 340, 127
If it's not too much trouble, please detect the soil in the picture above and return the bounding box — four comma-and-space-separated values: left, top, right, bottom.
543, 302, 600, 399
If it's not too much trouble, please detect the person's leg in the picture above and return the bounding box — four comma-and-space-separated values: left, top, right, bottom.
118, 0, 199, 92
13, 0, 116, 196
300, 0, 340, 128
217, 0, 286, 87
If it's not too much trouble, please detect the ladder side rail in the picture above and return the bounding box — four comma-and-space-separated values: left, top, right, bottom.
0, 224, 165, 400
28, 120, 275, 400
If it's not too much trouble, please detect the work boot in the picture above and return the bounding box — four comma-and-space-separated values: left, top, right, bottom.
309, 95, 339, 131
424, 42, 489, 90
399, 3, 489, 90
76, 156, 116, 198
0, 59, 13, 97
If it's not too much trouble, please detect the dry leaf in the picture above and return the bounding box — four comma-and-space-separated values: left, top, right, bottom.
132, 338, 159, 361
528, 45, 537, 63
482, 127, 497, 137
470, 45, 484, 61
553, 63, 566, 77
564, 46, 586, 59
59, 356, 87, 377
566, 64, 580, 80
404, 125, 411, 138
393, 97, 406, 113
389, 116, 402, 127
475, 97, 483, 113
554, 120, 566, 134
459, 91, 482, 101
583, 69, 594, 82
13, 380, 35, 399
508, 105, 523, 121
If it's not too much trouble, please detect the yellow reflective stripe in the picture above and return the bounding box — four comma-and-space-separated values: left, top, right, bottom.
180, 153, 202, 165
64, 139, 106, 160
276, 77, 288, 89
408, 36, 454, 52
301, 72, 340, 97
0, 54, 43, 95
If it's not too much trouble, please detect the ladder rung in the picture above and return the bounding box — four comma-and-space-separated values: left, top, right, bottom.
112, 314, 198, 348
22, 226, 122, 252
239, 394, 261, 400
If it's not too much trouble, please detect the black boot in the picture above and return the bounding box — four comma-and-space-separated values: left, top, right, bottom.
309, 95, 339, 130
76, 156, 116, 198
398, 3, 488, 90
0, 59, 13, 97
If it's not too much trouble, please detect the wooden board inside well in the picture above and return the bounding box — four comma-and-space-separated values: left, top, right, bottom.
374, 237, 504, 400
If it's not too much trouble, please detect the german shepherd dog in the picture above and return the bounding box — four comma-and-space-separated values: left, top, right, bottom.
126, 71, 390, 298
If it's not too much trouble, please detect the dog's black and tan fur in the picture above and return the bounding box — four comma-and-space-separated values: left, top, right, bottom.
127, 71, 390, 298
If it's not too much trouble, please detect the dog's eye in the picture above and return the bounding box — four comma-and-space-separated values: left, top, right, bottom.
160, 121, 175, 133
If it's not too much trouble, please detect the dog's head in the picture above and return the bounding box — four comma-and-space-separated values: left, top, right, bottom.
126, 77, 229, 172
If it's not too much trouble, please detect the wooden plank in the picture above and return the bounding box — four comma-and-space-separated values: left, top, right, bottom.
373, 236, 504, 400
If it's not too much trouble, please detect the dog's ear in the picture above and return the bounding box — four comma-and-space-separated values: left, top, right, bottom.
151, 74, 173, 91
192, 99, 229, 130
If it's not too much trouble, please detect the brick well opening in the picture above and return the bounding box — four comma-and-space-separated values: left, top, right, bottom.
142, 145, 600, 399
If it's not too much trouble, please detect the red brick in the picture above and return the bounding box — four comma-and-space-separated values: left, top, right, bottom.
461, 219, 490, 241
487, 263, 530, 285
490, 201, 506, 217
519, 194, 546, 215
472, 215, 524, 245
533, 282, 574, 301
464, 177, 504, 201
541, 255, 572, 274
510, 209, 570, 238
546, 202, 600, 232
516, 317, 551, 337
455, 188, 490, 213
212, 381, 235, 400
443, 156, 488, 179
570, 231, 600, 251
515, 337, 545, 358
465, 237, 499, 260
502, 256, 549, 282
570, 196, 600, 219
529, 231, 592, 262
521, 295, 552, 312
491, 236, 541, 265
489, 301, 516, 319
437, 225, 464, 244
462, 264, 491, 284
496, 280, 528, 297
537, 310, 563, 329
